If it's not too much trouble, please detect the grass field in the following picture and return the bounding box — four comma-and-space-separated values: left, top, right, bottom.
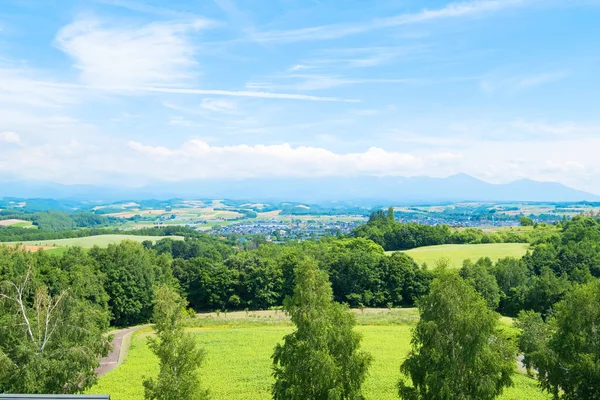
391, 243, 530, 268
5, 234, 184, 249
88, 315, 549, 400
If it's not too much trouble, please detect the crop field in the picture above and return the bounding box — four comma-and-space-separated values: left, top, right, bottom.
88, 316, 548, 400
0, 219, 35, 228
391, 243, 530, 268
107, 206, 244, 221
5, 234, 183, 249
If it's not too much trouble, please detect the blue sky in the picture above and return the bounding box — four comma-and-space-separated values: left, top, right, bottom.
1, 0, 599, 192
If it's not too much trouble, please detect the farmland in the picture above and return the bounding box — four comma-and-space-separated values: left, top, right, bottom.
88, 313, 549, 400
0, 219, 34, 228
6, 234, 183, 249
393, 243, 531, 268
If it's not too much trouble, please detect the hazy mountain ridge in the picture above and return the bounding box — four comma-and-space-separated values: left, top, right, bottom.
0, 174, 598, 203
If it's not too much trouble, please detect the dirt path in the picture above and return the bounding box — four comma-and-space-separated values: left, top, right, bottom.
97, 325, 149, 377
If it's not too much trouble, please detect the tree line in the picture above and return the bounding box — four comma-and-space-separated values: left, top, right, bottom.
352, 208, 555, 251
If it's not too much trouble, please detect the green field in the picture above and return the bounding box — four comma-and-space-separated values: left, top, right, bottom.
88, 318, 548, 400
5, 234, 184, 249
392, 243, 530, 268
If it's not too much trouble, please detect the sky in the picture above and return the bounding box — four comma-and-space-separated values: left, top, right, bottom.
1, 0, 599, 193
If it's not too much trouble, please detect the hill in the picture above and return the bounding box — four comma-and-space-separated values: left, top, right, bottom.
0, 174, 598, 203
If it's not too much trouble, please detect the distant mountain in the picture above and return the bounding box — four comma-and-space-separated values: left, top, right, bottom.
0, 174, 598, 204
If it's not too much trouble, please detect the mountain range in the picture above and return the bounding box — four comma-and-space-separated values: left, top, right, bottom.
0, 174, 598, 204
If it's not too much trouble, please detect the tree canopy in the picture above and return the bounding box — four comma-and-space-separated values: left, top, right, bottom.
143, 285, 208, 400
0, 249, 110, 394
272, 257, 372, 400
399, 272, 515, 400
518, 280, 600, 399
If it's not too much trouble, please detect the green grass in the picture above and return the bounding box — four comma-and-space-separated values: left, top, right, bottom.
88, 322, 548, 400
43, 247, 72, 256
12, 221, 36, 228
185, 308, 420, 329
391, 243, 530, 268
6, 234, 184, 249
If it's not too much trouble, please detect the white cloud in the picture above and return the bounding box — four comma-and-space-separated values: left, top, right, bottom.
0, 131, 20, 144
54, 17, 211, 88
199, 98, 238, 113
128, 141, 173, 157
125, 139, 460, 179
3, 132, 600, 194
0, 68, 80, 108
252, 0, 531, 43
288, 64, 312, 72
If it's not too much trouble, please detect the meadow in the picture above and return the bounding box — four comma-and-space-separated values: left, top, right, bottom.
6, 234, 184, 250
392, 243, 530, 268
88, 312, 549, 400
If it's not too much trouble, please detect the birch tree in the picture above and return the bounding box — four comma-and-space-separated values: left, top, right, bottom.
0, 265, 110, 393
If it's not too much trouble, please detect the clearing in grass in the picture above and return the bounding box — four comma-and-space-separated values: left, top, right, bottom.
0, 219, 35, 228
88, 313, 548, 400
393, 243, 530, 268
5, 234, 183, 250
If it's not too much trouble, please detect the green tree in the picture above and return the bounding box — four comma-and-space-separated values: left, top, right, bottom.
172, 257, 234, 311
0, 265, 110, 394
91, 240, 172, 326
492, 257, 530, 316
225, 253, 282, 309
520, 281, 600, 399
143, 285, 208, 400
523, 266, 571, 317
519, 216, 534, 226
399, 272, 515, 400
459, 258, 501, 309
515, 310, 549, 376
388, 206, 395, 221
272, 258, 372, 400
382, 252, 433, 306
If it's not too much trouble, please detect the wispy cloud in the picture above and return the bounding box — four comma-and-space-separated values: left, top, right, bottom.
0, 68, 80, 108
54, 17, 212, 88
480, 70, 569, 94
251, 0, 531, 43
0, 131, 21, 144
246, 74, 418, 91
140, 86, 359, 101
512, 71, 570, 90
288, 45, 428, 71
